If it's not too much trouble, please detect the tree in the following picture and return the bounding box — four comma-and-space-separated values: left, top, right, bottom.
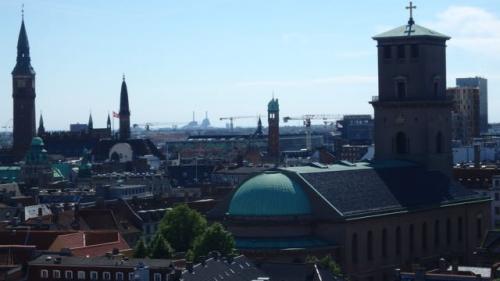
159, 204, 207, 252
192, 223, 235, 260
133, 239, 148, 258
149, 234, 174, 259
306, 255, 343, 277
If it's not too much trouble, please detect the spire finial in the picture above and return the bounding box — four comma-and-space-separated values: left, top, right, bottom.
122, 73, 125, 81
21, 4, 24, 20
272, 90, 275, 100
406, 1, 416, 25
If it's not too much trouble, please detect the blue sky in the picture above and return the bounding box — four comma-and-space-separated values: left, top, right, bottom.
0, 0, 500, 130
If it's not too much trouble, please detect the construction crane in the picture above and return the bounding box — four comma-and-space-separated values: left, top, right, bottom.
1, 119, 12, 131
219, 115, 259, 131
283, 114, 343, 150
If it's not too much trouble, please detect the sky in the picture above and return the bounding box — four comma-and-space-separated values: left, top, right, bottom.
0, 0, 500, 130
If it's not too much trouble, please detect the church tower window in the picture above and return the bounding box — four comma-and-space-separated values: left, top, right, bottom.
366, 231, 373, 261
422, 222, 428, 251
396, 79, 407, 99
410, 44, 419, 58
434, 220, 440, 248
384, 46, 392, 59
409, 224, 415, 254
381, 228, 388, 258
351, 233, 358, 263
436, 132, 443, 153
395, 132, 408, 154
397, 45, 406, 59
395, 227, 401, 256
457, 217, 463, 242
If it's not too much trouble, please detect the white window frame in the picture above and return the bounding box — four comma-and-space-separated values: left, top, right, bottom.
90, 271, 98, 280
129, 272, 135, 280
154, 272, 162, 281
53, 270, 61, 279
40, 269, 49, 279
65, 270, 74, 279
77, 271, 86, 280
103, 271, 111, 280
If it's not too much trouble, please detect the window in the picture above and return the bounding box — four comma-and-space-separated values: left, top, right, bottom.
129, 272, 135, 281
41, 269, 49, 279
154, 273, 162, 281
90, 271, 98, 280
422, 222, 428, 250
397, 45, 406, 59
53, 270, 61, 279
103, 272, 111, 280
384, 46, 392, 59
446, 218, 452, 245
116, 272, 124, 280
410, 44, 419, 58
367, 231, 373, 261
496, 207, 500, 215
65, 271, 74, 280
477, 215, 483, 240
395, 227, 401, 256
457, 217, 463, 242
434, 220, 440, 248
436, 132, 443, 153
351, 233, 358, 264
381, 228, 388, 258
78, 271, 86, 280
397, 80, 407, 99
495, 193, 499, 201
434, 81, 439, 97
409, 224, 415, 254
396, 132, 408, 154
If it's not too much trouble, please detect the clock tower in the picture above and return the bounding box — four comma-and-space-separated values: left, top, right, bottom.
370, 3, 453, 175
12, 16, 36, 160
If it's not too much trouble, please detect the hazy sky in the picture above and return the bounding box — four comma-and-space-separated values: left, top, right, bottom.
1, 0, 500, 130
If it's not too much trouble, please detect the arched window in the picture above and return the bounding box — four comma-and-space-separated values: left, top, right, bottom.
434, 220, 440, 248
396, 132, 408, 154
409, 224, 415, 254
422, 222, 428, 251
351, 233, 358, 264
381, 228, 388, 258
436, 132, 443, 153
446, 218, 452, 245
367, 231, 373, 261
477, 214, 483, 240
457, 217, 463, 242
395, 227, 401, 256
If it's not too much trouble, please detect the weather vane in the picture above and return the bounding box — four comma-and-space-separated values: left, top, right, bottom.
21, 3, 24, 19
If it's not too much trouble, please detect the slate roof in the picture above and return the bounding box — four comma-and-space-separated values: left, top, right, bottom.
30, 254, 173, 268
373, 24, 450, 40
285, 161, 487, 218
92, 139, 165, 161
182, 255, 267, 281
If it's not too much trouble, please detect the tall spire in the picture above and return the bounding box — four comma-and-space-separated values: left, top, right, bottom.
119, 75, 131, 140
12, 8, 35, 76
37, 114, 45, 136
88, 113, 93, 131
107, 113, 111, 129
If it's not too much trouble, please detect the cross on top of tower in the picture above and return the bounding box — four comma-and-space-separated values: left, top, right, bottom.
406, 1, 416, 25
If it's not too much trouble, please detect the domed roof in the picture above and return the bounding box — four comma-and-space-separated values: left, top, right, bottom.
228, 171, 311, 217
31, 137, 44, 146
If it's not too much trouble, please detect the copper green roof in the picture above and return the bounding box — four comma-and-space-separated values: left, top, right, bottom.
267, 98, 279, 112
0, 167, 20, 183
31, 137, 44, 146
228, 171, 311, 216
235, 236, 332, 250
373, 24, 450, 40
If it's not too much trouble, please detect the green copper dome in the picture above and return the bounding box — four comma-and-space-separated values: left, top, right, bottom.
228, 172, 311, 216
268, 98, 279, 112
31, 137, 44, 146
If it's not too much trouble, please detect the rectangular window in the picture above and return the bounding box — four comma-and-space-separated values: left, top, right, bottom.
129, 272, 135, 281
383, 46, 392, 59
409, 224, 414, 253
495, 193, 499, 201
116, 272, 124, 281
496, 207, 500, 215
90, 271, 98, 280
78, 271, 86, 280
411, 44, 419, 58
422, 223, 428, 250
457, 217, 463, 242
446, 219, 452, 245
154, 273, 162, 281
397, 45, 406, 59
397, 81, 406, 99
53, 270, 61, 279
103, 272, 111, 280
434, 220, 440, 248
41, 270, 49, 279
65, 271, 74, 280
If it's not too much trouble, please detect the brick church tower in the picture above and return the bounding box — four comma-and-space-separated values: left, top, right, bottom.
12, 16, 36, 160
267, 98, 280, 161
119, 75, 131, 140
371, 4, 453, 176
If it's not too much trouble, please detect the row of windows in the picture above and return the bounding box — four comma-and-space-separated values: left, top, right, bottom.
40, 270, 168, 281
383, 44, 419, 60
393, 79, 441, 99
351, 216, 483, 263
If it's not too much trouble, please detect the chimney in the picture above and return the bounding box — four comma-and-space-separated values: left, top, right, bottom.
474, 144, 481, 168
